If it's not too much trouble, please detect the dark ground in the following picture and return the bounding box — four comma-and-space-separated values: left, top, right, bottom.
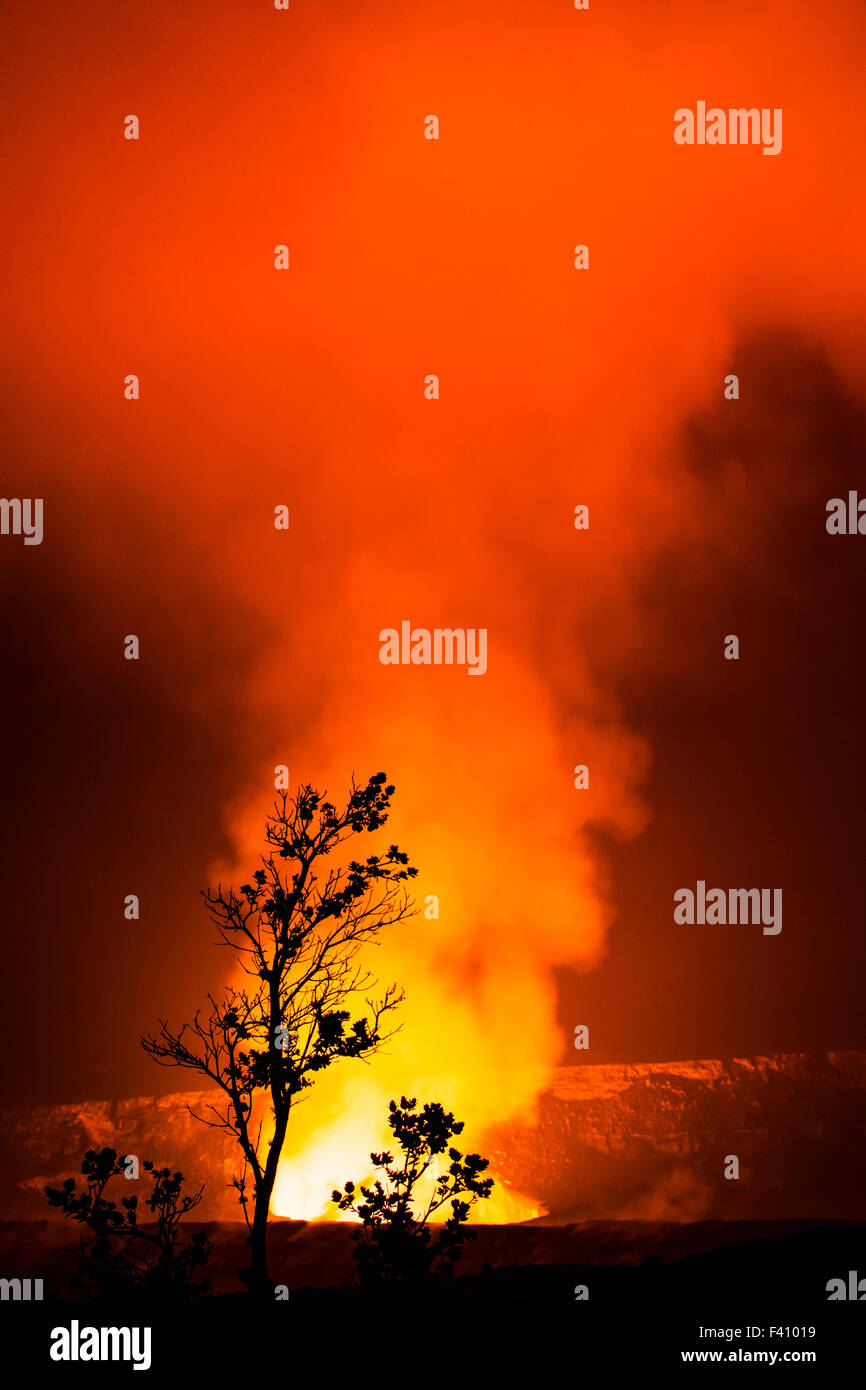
2, 1217, 863, 1374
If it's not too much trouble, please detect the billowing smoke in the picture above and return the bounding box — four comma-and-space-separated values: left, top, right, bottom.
2, 0, 865, 1203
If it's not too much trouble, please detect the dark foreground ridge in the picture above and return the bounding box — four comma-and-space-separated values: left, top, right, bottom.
4, 1220, 864, 1376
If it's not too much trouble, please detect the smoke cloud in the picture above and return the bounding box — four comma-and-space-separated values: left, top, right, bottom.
2, 0, 865, 1207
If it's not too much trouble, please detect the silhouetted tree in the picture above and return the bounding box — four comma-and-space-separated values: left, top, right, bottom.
332, 1096, 494, 1289
45, 1148, 211, 1299
141, 773, 417, 1298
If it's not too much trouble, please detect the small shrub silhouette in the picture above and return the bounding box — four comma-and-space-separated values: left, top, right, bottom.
45, 1147, 211, 1300
332, 1096, 493, 1289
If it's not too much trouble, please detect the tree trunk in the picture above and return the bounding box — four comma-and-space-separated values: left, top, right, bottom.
247, 1111, 289, 1299
248, 1184, 274, 1298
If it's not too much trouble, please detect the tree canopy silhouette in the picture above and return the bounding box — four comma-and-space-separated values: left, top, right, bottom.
332, 1096, 494, 1289
141, 772, 417, 1297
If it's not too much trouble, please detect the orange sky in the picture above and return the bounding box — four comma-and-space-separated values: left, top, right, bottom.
2, 0, 866, 1168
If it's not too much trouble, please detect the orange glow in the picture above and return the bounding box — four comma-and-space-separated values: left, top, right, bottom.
269, 1074, 542, 1224
3, 0, 866, 1200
